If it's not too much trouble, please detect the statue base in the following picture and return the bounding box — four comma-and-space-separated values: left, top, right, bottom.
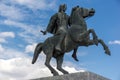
31, 71, 110, 80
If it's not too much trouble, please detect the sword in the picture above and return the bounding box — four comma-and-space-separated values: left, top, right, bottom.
40, 30, 47, 35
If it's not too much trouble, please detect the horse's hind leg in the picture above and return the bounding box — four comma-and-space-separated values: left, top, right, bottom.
44, 47, 59, 76
56, 53, 69, 74
98, 39, 111, 55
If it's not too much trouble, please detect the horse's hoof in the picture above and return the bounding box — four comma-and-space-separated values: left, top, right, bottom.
53, 72, 59, 76
65, 72, 69, 74
105, 50, 111, 56
53, 74, 59, 76
104, 47, 111, 56
72, 54, 79, 61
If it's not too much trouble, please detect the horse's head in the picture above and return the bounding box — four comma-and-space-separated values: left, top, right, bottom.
71, 6, 95, 18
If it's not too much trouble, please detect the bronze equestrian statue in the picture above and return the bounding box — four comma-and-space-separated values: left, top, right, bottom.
32, 5, 111, 76
42, 4, 79, 61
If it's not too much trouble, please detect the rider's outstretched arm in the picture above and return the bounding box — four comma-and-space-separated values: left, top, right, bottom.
41, 13, 57, 35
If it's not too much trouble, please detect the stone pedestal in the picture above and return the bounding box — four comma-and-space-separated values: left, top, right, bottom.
32, 71, 110, 80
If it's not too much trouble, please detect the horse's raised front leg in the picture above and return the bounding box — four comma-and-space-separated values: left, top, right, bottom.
98, 39, 111, 55
84, 39, 111, 56
88, 29, 98, 46
45, 48, 59, 76
78, 29, 98, 45
56, 53, 69, 74
87, 29, 111, 55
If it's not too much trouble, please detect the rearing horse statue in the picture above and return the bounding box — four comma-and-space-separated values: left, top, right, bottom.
32, 6, 110, 76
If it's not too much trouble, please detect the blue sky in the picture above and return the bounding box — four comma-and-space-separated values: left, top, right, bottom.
0, 0, 120, 80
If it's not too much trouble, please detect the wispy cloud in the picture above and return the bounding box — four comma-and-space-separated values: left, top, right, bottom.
0, 0, 57, 44
0, 44, 25, 59
1, 0, 57, 11
109, 40, 120, 45
11, 0, 57, 10
2, 19, 52, 43
0, 32, 15, 38
0, 3, 25, 21
3, 19, 42, 43
0, 0, 57, 23
0, 32, 15, 43
25, 43, 37, 53
0, 44, 4, 52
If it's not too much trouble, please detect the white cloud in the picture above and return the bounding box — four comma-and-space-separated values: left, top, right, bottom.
0, 0, 57, 22
0, 57, 43, 80
64, 66, 85, 73
3, 19, 51, 43
0, 0, 56, 43
0, 3, 25, 21
3, 19, 42, 43
11, 0, 57, 10
0, 44, 85, 80
0, 45, 25, 59
0, 57, 85, 80
0, 44, 4, 52
0, 38, 6, 43
25, 43, 37, 53
0, 32, 15, 38
1, 0, 56, 11
0, 32, 15, 43
4, 20, 32, 30
109, 40, 120, 45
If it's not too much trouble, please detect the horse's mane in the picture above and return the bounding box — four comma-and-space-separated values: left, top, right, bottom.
70, 6, 79, 24
70, 6, 78, 17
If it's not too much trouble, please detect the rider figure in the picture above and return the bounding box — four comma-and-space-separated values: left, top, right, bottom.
43, 4, 79, 61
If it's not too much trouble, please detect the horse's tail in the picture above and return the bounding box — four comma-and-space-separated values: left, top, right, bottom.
32, 43, 43, 64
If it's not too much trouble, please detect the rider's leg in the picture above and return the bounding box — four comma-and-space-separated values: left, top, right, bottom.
72, 47, 79, 61
56, 33, 66, 51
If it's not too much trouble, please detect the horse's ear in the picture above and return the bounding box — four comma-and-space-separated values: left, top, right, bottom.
72, 7, 77, 11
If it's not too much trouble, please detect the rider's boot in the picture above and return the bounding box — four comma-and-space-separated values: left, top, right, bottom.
72, 53, 79, 61
72, 48, 79, 61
